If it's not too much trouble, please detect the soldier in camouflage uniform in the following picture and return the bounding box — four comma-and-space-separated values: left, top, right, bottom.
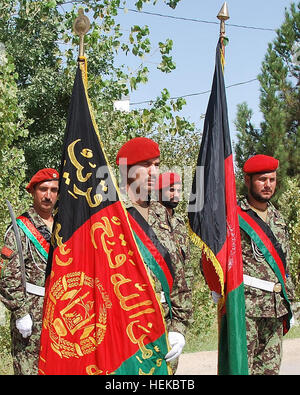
0, 168, 59, 375
155, 172, 191, 291
239, 155, 295, 375
116, 138, 192, 374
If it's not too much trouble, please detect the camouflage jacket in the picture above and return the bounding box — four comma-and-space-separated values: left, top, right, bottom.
121, 194, 193, 336
239, 197, 295, 318
0, 206, 50, 320
168, 211, 192, 291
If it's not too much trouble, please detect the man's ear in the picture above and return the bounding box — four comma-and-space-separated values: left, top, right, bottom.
244, 174, 250, 190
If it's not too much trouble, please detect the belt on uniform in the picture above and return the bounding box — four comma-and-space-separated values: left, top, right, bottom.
243, 274, 282, 293
26, 282, 45, 297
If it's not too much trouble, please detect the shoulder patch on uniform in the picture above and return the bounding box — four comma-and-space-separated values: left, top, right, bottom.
1, 246, 14, 258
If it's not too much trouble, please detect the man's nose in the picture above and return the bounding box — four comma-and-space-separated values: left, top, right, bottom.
264, 179, 271, 187
44, 189, 51, 199
149, 164, 158, 176
174, 190, 180, 199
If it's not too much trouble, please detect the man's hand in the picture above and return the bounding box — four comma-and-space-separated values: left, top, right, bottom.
211, 291, 221, 304
16, 314, 33, 338
165, 332, 185, 362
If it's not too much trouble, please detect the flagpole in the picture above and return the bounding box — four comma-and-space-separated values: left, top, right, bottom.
217, 2, 229, 57
216, 1, 230, 373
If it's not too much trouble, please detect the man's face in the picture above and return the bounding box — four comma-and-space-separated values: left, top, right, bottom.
245, 171, 277, 203
31, 180, 59, 215
161, 183, 182, 209
127, 157, 160, 197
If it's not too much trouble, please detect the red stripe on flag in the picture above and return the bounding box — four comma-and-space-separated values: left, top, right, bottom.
223, 155, 244, 293
213, 155, 244, 295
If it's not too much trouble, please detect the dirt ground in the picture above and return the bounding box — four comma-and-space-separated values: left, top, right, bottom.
176, 337, 300, 375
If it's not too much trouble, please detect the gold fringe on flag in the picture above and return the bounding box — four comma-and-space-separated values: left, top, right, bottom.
219, 46, 225, 73
188, 224, 225, 302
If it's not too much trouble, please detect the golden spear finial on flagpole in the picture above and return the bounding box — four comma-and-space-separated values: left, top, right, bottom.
73, 8, 90, 58
217, 2, 229, 59
217, 2, 229, 38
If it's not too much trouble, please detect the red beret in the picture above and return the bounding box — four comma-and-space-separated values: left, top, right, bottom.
116, 137, 160, 166
155, 172, 181, 191
26, 168, 59, 192
243, 154, 279, 174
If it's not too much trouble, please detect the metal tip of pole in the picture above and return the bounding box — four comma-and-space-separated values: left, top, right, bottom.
217, 2, 230, 21
73, 8, 91, 57
217, 2, 229, 40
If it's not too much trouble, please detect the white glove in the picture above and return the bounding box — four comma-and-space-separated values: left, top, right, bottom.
290, 315, 295, 328
165, 332, 185, 362
16, 314, 33, 338
211, 291, 221, 304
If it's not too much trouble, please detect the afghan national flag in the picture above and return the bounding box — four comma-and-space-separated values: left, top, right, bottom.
38, 58, 171, 375
188, 39, 248, 375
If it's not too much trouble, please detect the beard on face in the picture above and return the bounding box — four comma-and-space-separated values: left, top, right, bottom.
161, 193, 179, 209
160, 187, 180, 209
161, 200, 179, 209
249, 182, 274, 203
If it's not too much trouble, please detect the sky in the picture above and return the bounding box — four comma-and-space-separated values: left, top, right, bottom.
111, 0, 295, 142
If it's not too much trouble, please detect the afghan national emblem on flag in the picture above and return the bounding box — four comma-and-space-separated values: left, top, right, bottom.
38, 58, 171, 375
188, 39, 249, 375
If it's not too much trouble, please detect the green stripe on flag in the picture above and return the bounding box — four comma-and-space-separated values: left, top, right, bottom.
114, 333, 170, 375
218, 283, 248, 375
